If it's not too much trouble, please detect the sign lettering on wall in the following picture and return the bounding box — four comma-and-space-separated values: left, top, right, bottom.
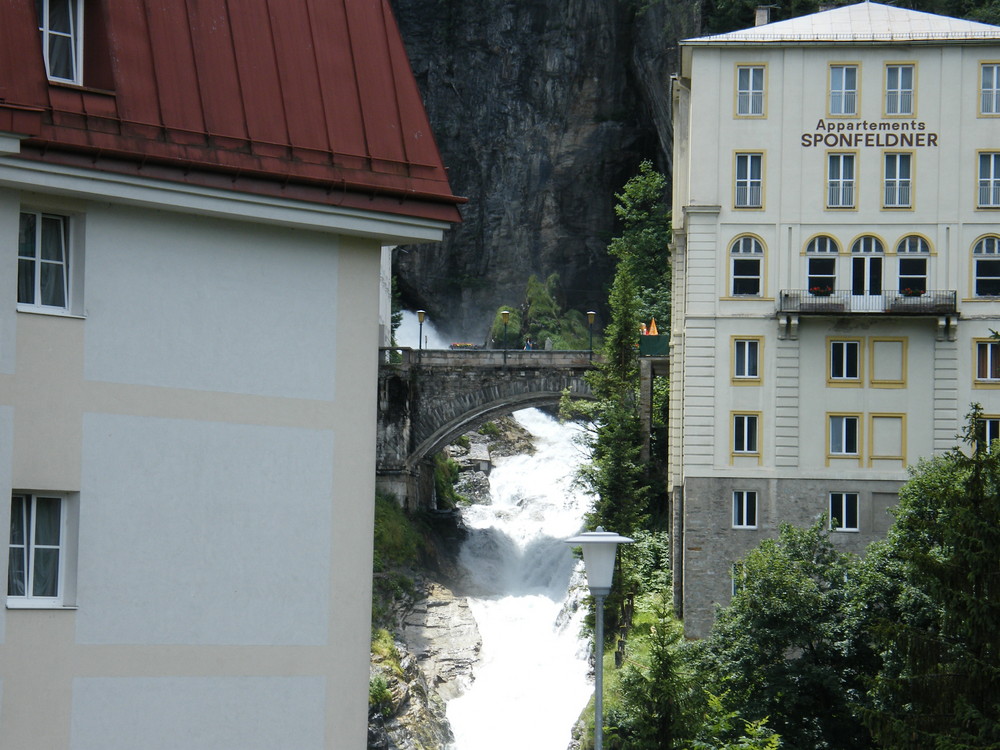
801, 119, 939, 148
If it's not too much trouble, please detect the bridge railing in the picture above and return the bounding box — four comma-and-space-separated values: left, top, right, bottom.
379, 347, 600, 368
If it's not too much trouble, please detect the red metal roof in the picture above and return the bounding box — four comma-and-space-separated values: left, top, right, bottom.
0, 0, 463, 224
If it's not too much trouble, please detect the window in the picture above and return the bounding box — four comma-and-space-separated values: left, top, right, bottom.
829, 492, 859, 531
734, 153, 763, 208
36, 0, 83, 84
8, 493, 66, 605
978, 417, 1000, 446
731, 562, 745, 596
883, 153, 911, 208
830, 340, 860, 381
730, 236, 763, 295
806, 236, 838, 292
733, 413, 759, 455
897, 236, 929, 294
733, 338, 760, 381
733, 491, 758, 528
977, 340, 1000, 381
980, 152, 1000, 207
973, 236, 1000, 296
981, 63, 1000, 115
18, 211, 70, 311
830, 65, 858, 115
828, 153, 855, 208
851, 236, 883, 297
870, 338, 907, 388
830, 415, 860, 455
885, 64, 914, 115
736, 65, 765, 116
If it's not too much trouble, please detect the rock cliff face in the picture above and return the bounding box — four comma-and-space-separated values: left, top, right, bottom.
390, 0, 700, 341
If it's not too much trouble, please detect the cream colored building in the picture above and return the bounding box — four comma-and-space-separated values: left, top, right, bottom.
669, 1, 1000, 637
0, 2, 460, 748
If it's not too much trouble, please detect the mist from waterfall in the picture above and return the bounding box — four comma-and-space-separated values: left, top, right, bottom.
446, 408, 593, 750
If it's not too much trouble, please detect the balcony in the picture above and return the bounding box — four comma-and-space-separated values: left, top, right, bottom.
777, 290, 957, 316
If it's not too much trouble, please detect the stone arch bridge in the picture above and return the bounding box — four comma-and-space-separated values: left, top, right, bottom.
376, 348, 598, 509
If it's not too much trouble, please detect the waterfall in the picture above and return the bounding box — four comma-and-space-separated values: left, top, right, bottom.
446, 408, 593, 750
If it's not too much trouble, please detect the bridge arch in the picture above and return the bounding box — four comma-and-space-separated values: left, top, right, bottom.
408, 389, 596, 470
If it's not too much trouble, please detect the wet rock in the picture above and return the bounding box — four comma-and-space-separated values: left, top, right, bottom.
400, 583, 481, 703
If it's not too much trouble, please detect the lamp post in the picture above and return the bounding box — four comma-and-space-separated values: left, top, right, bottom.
587, 310, 596, 361
565, 527, 633, 750
501, 310, 510, 365
416, 310, 426, 352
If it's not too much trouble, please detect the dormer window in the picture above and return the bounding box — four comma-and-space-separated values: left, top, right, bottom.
36, 0, 83, 84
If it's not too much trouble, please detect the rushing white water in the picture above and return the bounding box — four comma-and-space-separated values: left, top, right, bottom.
446, 408, 593, 750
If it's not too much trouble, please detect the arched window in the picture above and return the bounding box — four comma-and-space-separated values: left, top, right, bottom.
896, 236, 930, 293
851, 236, 884, 296
974, 236, 1000, 296
730, 236, 764, 296
805, 235, 838, 291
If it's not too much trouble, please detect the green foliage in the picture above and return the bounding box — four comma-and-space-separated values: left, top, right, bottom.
373, 493, 421, 572
607, 160, 671, 333
432, 451, 465, 509
487, 276, 595, 350
609, 606, 696, 748
689, 693, 782, 750
371, 628, 402, 673
478, 421, 501, 438
863, 405, 1000, 749
371, 494, 422, 627
489, 306, 523, 349
697, 521, 873, 750
369, 674, 392, 708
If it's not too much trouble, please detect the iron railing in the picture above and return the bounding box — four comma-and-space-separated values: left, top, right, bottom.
778, 289, 957, 315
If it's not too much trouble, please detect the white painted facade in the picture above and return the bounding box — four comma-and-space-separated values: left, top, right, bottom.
669, 2, 1000, 636
0, 146, 451, 746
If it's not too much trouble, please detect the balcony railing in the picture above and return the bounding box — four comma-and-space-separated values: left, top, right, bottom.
778, 289, 957, 315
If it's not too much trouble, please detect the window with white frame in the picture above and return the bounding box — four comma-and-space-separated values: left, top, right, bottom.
36, 0, 83, 84
730, 236, 763, 295
18, 211, 70, 311
733, 413, 759, 454
828, 153, 855, 208
977, 340, 1000, 381
806, 236, 838, 293
978, 417, 1000, 446
829, 492, 859, 531
830, 415, 859, 455
737, 65, 765, 116
734, 153, 763, 208
830, 65, 858, 115
883, 153, 911, 207
981, 63, 1000, 115
980, 153, 1000, 208
830, 340, 860, 380
885, 64, 913, 115
973, 236, 1000, 296
734, 338, 760, 380
8, 493, 66, 604
851, 236, 884, 297
733, 490, 758, 528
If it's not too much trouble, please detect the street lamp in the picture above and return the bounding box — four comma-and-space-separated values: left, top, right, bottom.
587, 310, 596, 361
416, 309, 426, 351
565, 527, 634, 750
501, 310, 510, 365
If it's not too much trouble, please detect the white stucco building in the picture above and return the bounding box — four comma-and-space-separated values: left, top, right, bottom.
669, 1, 1000, 636
0, 1, 461, 747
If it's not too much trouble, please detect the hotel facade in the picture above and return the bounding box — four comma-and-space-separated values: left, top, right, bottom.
669, 1, 1000, 637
